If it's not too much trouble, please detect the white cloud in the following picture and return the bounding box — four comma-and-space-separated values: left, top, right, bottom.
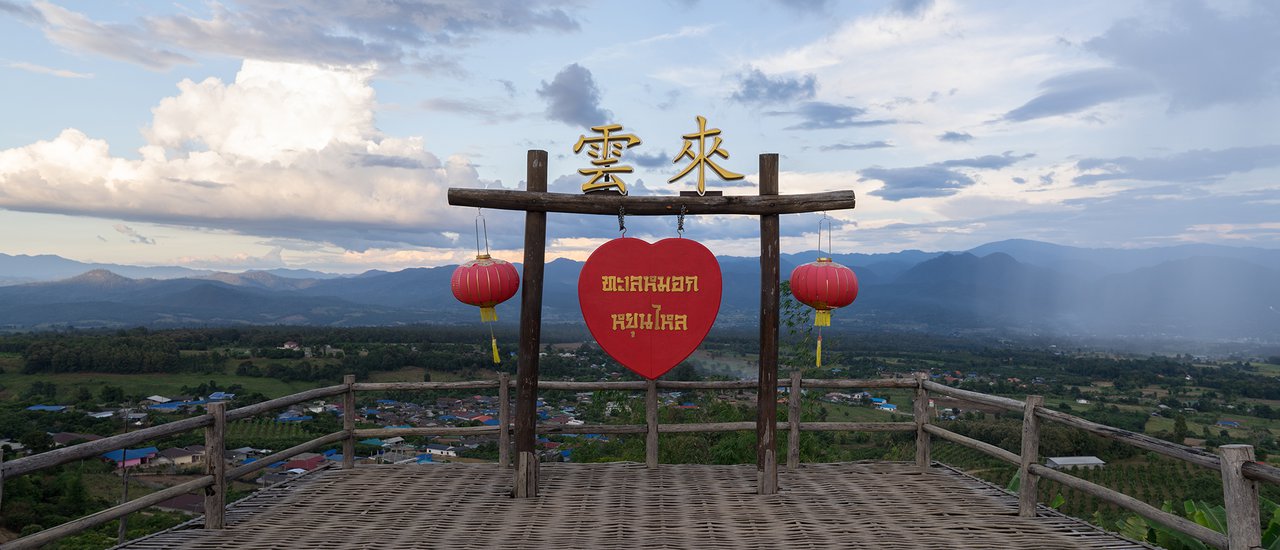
6, 60, 92, 78
0, 59, 490, 251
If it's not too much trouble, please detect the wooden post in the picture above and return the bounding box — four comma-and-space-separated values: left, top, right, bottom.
203, 402, 226, 529
1219, 444, 1261, 550
646, 379, 659, 469
761, 449, 778, 495
1019, 395, 1044, 517
757, 152, 780, 495
117, 463, 130, 543
342, 374, 355, 470
514, 150, 548, 498
914, 372, 931, 470
499, 373, 511, 469
788, 370, 801, 470
516, 451, 539, 499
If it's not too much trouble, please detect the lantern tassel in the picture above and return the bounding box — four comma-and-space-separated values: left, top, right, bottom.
491, 335, 501, 364
480, 306, 498, 323
816, 333, 822, 367
814, 309, 831, 327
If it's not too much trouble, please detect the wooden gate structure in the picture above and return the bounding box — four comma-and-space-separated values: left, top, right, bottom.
447, 150, 857, 497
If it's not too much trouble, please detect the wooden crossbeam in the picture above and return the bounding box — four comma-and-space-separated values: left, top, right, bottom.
447, 188, 855, 215
449, 151, 857, 498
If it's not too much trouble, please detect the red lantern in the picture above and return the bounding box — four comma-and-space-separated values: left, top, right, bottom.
789, 257, 858, 366
451, 254, 520, 322
451, 254, 520, 363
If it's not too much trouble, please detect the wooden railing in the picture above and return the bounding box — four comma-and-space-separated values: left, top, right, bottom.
2, 372, 1277, 550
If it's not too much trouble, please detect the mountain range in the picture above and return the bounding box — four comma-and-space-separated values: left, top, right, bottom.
1, 240, 1278, 343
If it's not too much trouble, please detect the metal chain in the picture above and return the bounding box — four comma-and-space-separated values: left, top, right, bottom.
618, 206, 626, 237
677, 205, 687, 237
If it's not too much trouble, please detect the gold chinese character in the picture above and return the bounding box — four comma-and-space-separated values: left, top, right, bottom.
574, 124, 642, 194
669, 115, 744, 195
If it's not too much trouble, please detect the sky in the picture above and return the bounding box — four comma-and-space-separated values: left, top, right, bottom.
0, 0, 1277, 274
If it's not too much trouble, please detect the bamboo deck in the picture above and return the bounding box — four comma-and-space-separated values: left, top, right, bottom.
118, 462, 1150, 549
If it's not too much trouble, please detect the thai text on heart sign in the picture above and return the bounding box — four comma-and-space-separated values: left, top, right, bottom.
599, 275, 702, 332
578, 238, 722, 379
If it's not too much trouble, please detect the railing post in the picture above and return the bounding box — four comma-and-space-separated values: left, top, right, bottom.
514, 149, 548, 499
203, 402, 226, 529
646, 379, 659, 469
914, 372, 931, 470
342, 374, 356, 470
499, 373, 511, 468
1019, 395, 1044, 517
1220, 444, 1261, 550
757, 152, 781, 496
788, 370, 801, 470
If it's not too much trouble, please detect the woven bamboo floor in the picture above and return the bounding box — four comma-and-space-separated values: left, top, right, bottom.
118, 462, 1149, 549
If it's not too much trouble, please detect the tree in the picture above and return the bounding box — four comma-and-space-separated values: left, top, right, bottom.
1172, 414, 1189, 444
19, 430, 53, 454
99, 385, 125, 404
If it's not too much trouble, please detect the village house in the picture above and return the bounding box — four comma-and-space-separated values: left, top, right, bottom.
50, 432, 102, 447
1046, 456, 1106, 470
423, 444, 458, 457
102, 447, 158, 469
155, 446, 205, 468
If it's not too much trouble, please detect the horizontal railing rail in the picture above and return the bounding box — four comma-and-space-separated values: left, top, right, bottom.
2, 372, 1271, 550
921, 379, 1264, 550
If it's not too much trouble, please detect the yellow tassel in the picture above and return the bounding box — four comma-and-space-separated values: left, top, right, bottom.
816, 335, 822, 367
815, 310, 831, 327
492, 336, 501, 364
480, 307, 498, 322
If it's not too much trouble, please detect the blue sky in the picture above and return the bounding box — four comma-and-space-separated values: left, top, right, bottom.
1, 0, 1277, 273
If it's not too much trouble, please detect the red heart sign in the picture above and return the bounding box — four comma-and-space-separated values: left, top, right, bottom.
578, 238, 722, 379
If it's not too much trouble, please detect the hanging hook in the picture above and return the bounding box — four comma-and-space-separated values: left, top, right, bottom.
677, 205, 687, 238
475, 209, 490, 257
818, 213, 833, 258
618, 206, 627, 237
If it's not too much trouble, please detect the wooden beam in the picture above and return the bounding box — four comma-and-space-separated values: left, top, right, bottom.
923, 424, 1019, 465
1031, 464, 1228, 549
1034, 405, 1221, 471
921, 380, 1025, 412
1219, 445, 1261, 550
227, 432, 348, 480
788, 370, 801, 469
447, 188, 856, 216
514, 149, 547, 499
797, 422, 914, 432
800, 378, 918, 389
646, 379, 658, 469
3, 476, 214, 550
342, 374, 355, 470
1019, 395, 1043, 517
498, 373, 511, 469
914, 372, 931, 470
203, 402, 226, 530
757, 153, 781, 496
3, 414, 212, 478
352, 380, 501, 391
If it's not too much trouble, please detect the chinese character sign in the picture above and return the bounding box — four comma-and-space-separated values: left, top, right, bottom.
578, 238, 722, 379
572, 116, 744, 196
669, 115, 744, 195
573, 124, 642, 194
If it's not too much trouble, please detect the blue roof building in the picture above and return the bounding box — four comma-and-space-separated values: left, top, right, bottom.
26, 405, 67, 412
101, 447, 158, 462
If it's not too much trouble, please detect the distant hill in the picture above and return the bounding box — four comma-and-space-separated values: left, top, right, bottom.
0, 241, 1276, 342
